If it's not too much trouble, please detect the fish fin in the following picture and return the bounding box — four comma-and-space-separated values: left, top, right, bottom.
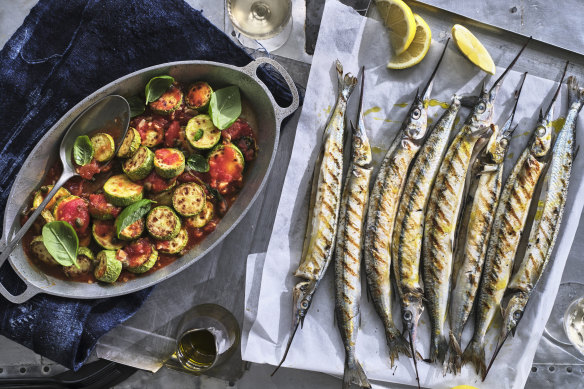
429, 334, 449, 365
447, 331, 463, 375
462, 337, 486, 378
343, 357, 371, 389
567, 76, 584, 112
385, 325, 412, 367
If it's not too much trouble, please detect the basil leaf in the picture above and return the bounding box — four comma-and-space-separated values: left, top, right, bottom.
186, 154, 209, 173
115, 199, 154, 238
128, 96, 145, 117
208, 86, 241, 130
73, 135, 94, 166
193, 129, 204, 141
145, 75, 174, 104
42, 221, 79, 268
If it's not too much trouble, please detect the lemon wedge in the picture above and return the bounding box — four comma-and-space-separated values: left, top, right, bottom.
387, 14, 432, 69
452, 24, 496, 75
376, 0, 417, 55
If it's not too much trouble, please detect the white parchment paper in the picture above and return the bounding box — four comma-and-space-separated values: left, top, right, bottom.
242, 1, 584, 388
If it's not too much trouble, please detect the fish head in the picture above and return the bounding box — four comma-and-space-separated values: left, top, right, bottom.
530, 107, 554, 158
292, 280, 315, 328
402, 294, 424, 339
351, 121, 372, 166
402, 94, 429, 141
466, 86, 495, 136
487, 123, 514, 164
501, 293, 528, 339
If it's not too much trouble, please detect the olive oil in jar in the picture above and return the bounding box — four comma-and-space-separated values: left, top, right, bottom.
176, 329, 217, 371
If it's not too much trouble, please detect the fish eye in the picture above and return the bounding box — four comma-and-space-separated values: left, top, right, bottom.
513, 310, 522, 320
476, 102, 486, 113
300, 300, 309, 309
403, 311, 412, 321
411, 108, 421, 120
500, 138, 509, 147
536, 126, 546, 137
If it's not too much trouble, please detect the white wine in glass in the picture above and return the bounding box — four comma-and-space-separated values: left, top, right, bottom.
227, 0, 293, 51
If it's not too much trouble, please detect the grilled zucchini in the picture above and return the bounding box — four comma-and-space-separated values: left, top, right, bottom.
90, 133, 115, 162
92, 220, 125, 250
149, 85, 183, 115
103, 174, 144, 206
30, 236, 59, 267
186, 200, 214, 228
185, 114, 221, 150
154, 148, 185, 179
155, 227, 188, 254
146, 206, 181, 240
172, 182, 206, 217
94, 250, 122, 283
123, 146, 154, 181
118, 218, 144, 241
117, 127, 141, 158
185, 81, 213, 111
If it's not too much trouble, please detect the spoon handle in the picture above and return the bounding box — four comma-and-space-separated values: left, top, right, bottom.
0, 172, 75, 268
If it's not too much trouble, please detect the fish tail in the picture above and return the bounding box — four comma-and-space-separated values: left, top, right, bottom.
462, 337, 486, 378
447, 331, 463, 375
335, 59, 358, 100
343, 357, 371, 389
430, 333, 449, 365
386, 325, 412, 366
567, 76, 584, 111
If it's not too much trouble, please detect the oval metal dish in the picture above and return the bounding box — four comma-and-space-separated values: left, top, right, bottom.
0, 57, 299, 303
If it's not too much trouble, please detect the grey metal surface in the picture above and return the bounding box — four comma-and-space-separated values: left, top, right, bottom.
0, 59, 298, 302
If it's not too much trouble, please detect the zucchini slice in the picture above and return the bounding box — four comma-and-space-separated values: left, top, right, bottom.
123, 146, 154, 181
135, 117, 165, 147
185, 114, 221, 150
32, 185, 71, 211
104, 174, 144, 206
186, 200, 214, 228
92, 220, 125, 250
208, 143, 245, 194
88, 193, 122, 220
53, 195, 90, 236
117, 127, 141, 158
94, 250, 122, 283
118, 238, 158, 273
63, 248, 94, 278
146, 206, 181, 240
30, 236, 59, 267
149, 85, 183, 115
154, 148, 185, 179
155, 227, 188, 254
185, 81, 213, 111
119, 218, 144, 241
90, 133, 115, 162
172, 183, 206, 217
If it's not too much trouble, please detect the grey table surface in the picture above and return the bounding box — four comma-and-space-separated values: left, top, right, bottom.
2, 1, 584, 388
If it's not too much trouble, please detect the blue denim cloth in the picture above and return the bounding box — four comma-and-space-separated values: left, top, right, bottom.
0, 0, 293, 370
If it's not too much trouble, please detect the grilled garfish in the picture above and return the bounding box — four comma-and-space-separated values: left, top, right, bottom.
463, 65, 566, 379
334, 69, 373, 389
273, 60, 357, 374
363, 42, 449, 382
391, 93, 460, 370
448, 73, 527, 374
423, 41, 529, 367
485, 70, 584, 379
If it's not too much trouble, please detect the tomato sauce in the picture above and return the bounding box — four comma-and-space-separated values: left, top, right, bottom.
21, 79, 259, 284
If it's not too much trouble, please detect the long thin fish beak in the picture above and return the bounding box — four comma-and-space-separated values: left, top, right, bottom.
420, 38, 450, 101
502, 72, 528, 136
357, 66, 366, 129
483, 330, 511, 381
489, 36, 532, 96
407, 326, 421, 389
543, 60, 569, 119
271, 320, 300, 376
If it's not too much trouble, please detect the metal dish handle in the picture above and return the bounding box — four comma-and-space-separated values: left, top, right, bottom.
0, 242, 40, 304
242, 57, 300, 123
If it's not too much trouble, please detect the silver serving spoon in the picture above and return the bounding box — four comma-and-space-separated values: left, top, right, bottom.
0, 95, 130, 264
